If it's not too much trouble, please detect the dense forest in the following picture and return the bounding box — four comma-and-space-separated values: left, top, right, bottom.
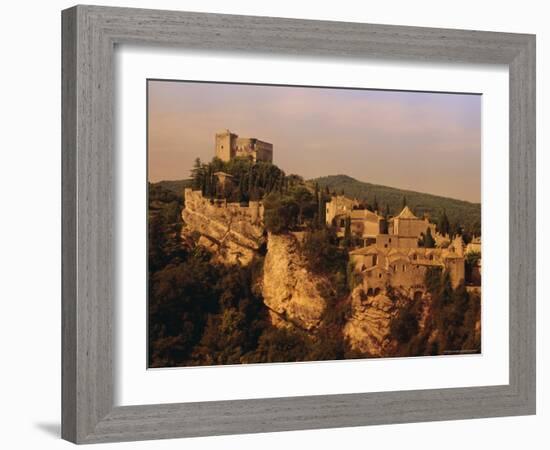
147, 157, 481, 367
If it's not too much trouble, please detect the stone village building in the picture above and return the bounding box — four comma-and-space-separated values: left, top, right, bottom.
325, 197, 466, 295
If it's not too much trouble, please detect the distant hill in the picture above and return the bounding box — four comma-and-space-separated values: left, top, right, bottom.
149, 179, 193, 197
311, 175, 481, 234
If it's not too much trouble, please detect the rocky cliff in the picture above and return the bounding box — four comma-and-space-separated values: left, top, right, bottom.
181, 189, 265, 265
343, 287, 398, 355
261, 233, 328, 332
344, 286, 432, 356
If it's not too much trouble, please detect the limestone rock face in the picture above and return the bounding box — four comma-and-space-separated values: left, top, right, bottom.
343, 288, 398, 356
182, 189, 265, 265
261, 233, 327, 331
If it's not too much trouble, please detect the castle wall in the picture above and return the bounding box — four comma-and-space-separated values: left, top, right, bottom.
235, 138, 273, 163
184, 189, 264, 227
215, 135, 273, 163
182, 188, 265, 265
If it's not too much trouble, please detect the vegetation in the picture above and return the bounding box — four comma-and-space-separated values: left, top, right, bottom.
390, 267, 481, 357
263, 184, 330, 233
465, 251, 482, 285
148, 180, 352, 366
148, 160, 481, 367
418, 227, 436, 248
191, 156, 286, 202
301, 227, 350, 302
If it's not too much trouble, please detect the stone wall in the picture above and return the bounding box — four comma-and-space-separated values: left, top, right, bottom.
215, 130, 237, 162
392, 217, 435, 238
215, 130, 273, 163
235, 137, 273, 163
325, 195, 360, 226
181, 189, 265, 265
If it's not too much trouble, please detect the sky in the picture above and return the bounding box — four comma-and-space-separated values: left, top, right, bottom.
148, 80, 481, 203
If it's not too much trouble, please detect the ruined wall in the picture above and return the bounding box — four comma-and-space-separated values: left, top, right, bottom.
254, 140, 274, 163
235, 138, 273, 163
181, 189, 265, 265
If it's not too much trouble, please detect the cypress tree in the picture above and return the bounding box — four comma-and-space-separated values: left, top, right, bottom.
438, 209, 450, 236
191, 157, 203, 190
318, 192, 326, 228
343, 216, 352, 248
373, 196, 379, 213
421, 227, 436, 248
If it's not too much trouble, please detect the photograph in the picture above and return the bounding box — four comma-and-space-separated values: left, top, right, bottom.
147, 80, 482, 368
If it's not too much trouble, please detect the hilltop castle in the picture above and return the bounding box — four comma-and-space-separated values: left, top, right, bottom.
215, 129, 273, 163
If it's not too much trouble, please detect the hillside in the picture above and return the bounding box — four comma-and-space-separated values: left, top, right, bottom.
311, 175, 481, 234
150, 178, 193, 196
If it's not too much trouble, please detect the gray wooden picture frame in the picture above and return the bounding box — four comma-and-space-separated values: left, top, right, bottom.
61, 5, 536, 444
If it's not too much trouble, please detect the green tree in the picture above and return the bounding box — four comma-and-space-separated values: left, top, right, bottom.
343, 216, 352, 249
317, 191, 326, 228
437, 209, 450, 236
391, 305, 419, 344
418, 227, 436, 248
465, 251, 481, 284
372, 196, 379, 213
263, 192, 299, 233
190, 157, 203, 190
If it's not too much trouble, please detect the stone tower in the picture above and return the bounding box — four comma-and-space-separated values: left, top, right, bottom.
215, 129, 273, 163
215, 129, 238, 162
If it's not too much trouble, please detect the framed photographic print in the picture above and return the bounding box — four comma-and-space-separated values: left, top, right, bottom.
62, 5, 536, 444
